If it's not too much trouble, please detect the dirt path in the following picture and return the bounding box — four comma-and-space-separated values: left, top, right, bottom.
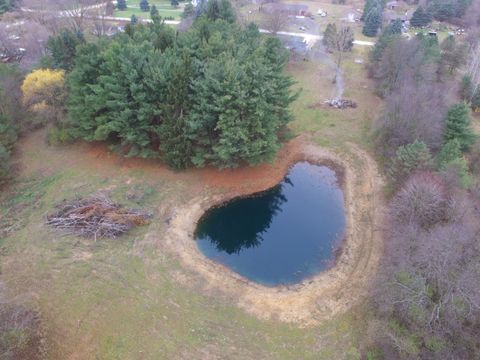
162, 137, 384, 326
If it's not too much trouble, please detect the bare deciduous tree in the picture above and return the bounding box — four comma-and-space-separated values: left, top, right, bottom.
390, 172, 447, 229
367, 174, 480, 359
52, 0, 104, 32
374, 80, 448, 157
323, 23, 354, 68
19, 0, 104, 33
466, 41, 480, 101
262, 8, 289, 34
461, 0, 480, 28
374, 37, 438, 97
0, 19, 49, 68
257, 0, 277, 11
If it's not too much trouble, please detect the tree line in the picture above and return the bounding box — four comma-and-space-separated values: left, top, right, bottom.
364, 23, 480, 359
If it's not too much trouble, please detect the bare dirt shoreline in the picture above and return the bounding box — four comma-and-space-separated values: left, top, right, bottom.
163, 137, 385, 326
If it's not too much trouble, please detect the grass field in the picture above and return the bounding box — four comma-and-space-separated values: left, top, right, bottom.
113, 0, 183, 20
0, 2, 383, 358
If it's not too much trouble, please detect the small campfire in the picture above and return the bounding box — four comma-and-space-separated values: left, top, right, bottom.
46, 193, 152, 240
325, 98, 357, 109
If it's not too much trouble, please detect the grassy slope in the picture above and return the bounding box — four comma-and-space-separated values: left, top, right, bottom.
0, 2, 381, 358
1, 137, 369, 359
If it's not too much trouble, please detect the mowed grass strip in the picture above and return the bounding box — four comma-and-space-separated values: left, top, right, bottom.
113, 0, 183, 19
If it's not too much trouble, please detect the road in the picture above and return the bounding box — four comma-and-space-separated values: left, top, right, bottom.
19, 4, 376, 48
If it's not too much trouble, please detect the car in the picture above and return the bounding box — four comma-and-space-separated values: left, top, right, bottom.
299, 26, 307, 31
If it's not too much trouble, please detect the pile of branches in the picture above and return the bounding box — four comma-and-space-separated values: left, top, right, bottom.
325, 98, 357, 109
46, 194, 152, 239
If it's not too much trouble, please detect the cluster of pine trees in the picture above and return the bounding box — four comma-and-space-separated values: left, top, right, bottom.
426, 0, 473, 22
0, 64, 24, 184
361, 0, 384, 37
67, 1, 296, 169
410, 0, 473, 27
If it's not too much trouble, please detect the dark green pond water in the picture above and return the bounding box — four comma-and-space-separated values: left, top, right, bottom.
195, 162, 346, 286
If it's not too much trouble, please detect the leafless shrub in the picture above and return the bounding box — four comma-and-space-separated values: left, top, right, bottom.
0, 284, 46, 360
369, 176, 480, 359
390, 173, 448, 229
366, 318, 420, 359
374, 81, 448, 158
373, 37, 438, 97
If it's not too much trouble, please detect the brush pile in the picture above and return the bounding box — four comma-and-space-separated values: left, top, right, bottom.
46, 194, 152, 239
325, 98, 357, 109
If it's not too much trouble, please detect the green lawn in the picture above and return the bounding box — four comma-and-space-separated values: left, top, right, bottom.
113, 0, 183, 20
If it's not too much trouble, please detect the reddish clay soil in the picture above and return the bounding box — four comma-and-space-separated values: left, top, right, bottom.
15, 129, 306, 195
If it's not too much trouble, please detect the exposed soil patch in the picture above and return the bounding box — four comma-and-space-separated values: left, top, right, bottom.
164, 137, 384, 326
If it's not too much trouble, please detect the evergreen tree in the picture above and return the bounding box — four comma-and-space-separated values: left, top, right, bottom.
140, 0, 150, 11
196, 0, 207, 17
46, 30, 85, 71
444, 103, 475, 151
67, 7, 295, 169
117, 0, 127, 10
389, 140, 432, 185
362, 6, 382, 37
410, 6, 432, 27
158, 52, 193, 168
0, 63, 22, 184
436, 139, 462, 170
428, 0, 470, 22
322, 23, 337, 51
387, 19, 403, 35
150, 4, 158, 17
150, 4, 161, 23
67, 41, 109, 140
205, 0, 236, 23
361, 0, 375, 21
417, 32, 440, 60
370, 20, 402, 63
0, 0, 12, 14
472, 89, 480, 112
182, 3, 195, 18
460, 75, 473, 102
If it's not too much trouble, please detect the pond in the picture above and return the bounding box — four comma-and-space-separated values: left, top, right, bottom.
195, 162, 346, 286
